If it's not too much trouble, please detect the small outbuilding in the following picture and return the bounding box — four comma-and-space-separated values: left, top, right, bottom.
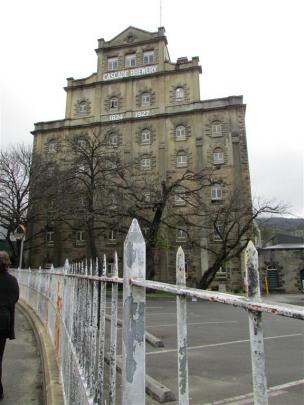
259, 243, 304, 293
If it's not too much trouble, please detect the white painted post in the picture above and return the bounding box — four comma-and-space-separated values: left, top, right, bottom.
109, 251, 118, 405
96, 255, 107, 404
122, 219, 146, 405
176, 246, 189, 405
246, 241, 268, 405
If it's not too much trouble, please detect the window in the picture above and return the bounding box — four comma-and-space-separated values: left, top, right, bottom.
48, 142, 56, 153
212, 123, 222, 137
211, 184, 223, 200
176, 229, 187, 242
143, 51, 154, 65
78, 139, 86, 148
141, 158, 151, 170
108, 57, 118, 71
77, 164, 85, 173
213, 148, 224, 164
175, 125, 186, 141
108, 193, 117, 209
213, 224, 223, 241
109, 230, 116, 241
76, 230, 85, 243
125, 53, 136, 67
47, 166, 55, 177
176, 153, 188, 167
175, 87, 184, 101
175, 188, 186, 206
141, 92, 151, 106
143, 192, 151, 202
141, 129, 151, 145
108, 133, 118, 146
46, 231, 54, 245
110, 97, 118, 109
79, 101, 87, 113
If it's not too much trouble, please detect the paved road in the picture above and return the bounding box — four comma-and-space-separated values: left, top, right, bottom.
1, 309, 43, 405
106, 295, 304, 404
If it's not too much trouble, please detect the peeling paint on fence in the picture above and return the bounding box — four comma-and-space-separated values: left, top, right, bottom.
176, 246, 189, 404
12, 231, 303, 405
122, 219, 146, 405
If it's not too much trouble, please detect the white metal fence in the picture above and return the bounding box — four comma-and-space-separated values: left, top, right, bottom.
13, 219, 304, 405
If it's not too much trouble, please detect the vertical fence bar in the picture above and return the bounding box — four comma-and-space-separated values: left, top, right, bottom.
246, 241, 268, 405
91, 259, 99, 401
109, 251, 118, 405
96, 255, 107, 404
122, 219, 146, 405
176, 246, 189, 405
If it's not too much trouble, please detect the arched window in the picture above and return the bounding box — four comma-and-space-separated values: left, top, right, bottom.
110, 97, 118, 109
175, 125, 186, 141
176, 152, 188, 167
211, 184, 223, 200
141, 92, 151, 106
212, 122, 222, 137
141, 129, 151, 145
175, 87, 184, 101
79, 101, 87, 113
213, 148, 224, 164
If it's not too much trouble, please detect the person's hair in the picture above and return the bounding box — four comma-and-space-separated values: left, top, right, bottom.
0, 251, 11, 273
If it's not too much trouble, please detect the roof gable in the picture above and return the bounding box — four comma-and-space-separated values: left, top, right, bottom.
101, 26, 165, 48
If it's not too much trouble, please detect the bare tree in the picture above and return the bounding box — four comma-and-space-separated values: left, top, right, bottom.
37, 131, 285, 287
0, 144, 35, 263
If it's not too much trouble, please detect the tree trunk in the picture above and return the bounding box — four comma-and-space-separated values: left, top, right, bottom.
146, 244, 155, 280
198, 263, 221, 289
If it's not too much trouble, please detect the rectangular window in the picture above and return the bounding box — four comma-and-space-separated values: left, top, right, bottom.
141, 130, 151, 144
176, 155, 187, 167
78, 139, 86, 148
175, 189, 186, 206
108, 57, 118, 71
212, 124, 222, 137
141, 158, 151, 170
125, 53, 136, 67
144, 192, 151, 202
76, 230, 85, 244
176, 229, 187, 242
46, 231, 54, 244
141, 93, 151, 106
48, 142, 56, 153
213, 224, 223, 241
143, 51, 154, 65
211, 186, 222, 200
109, 230, 116, 241
213, 152, 224, 164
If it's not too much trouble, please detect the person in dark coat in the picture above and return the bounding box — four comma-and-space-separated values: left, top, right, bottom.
0, 251, 19, 401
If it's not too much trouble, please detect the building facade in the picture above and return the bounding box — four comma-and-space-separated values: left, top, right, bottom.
27, 27, 252, 291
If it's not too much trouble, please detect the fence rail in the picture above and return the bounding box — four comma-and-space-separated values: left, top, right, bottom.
13, 219, 304, 405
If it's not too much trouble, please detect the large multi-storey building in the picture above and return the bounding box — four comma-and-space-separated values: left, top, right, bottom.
27, 27, 252, 291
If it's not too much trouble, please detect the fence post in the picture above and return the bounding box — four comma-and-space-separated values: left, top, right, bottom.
176, 246, 189, 405
246, 241, 268, 405
109, 251, 118, 405
122, 219, 146, 405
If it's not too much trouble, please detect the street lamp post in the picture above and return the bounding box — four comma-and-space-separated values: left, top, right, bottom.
14, 225, 26, 269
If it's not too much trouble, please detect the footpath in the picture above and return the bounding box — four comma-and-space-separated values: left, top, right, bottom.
1, 308, 43, 405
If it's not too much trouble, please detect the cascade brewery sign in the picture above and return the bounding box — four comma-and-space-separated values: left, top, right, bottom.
103, 65, 157, 81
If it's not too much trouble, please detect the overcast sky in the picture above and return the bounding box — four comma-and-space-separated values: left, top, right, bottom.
1, 0, 303, 217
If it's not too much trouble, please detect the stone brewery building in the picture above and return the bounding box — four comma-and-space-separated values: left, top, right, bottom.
27, 27, 252, 291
